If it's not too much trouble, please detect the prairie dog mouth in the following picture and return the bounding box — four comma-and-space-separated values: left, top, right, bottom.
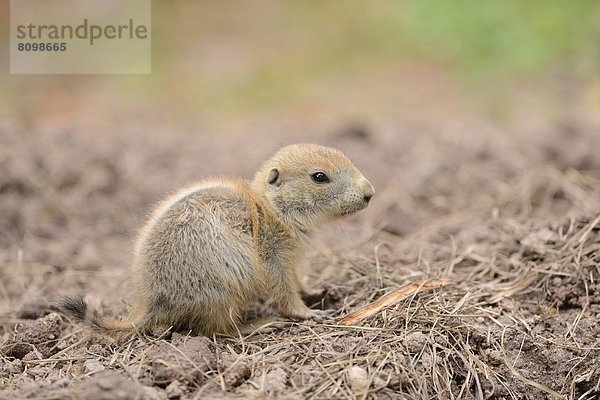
340, 201, 369, 216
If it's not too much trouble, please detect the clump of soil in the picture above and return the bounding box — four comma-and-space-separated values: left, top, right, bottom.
147, 333, 216, 387
1, 313, 63, 359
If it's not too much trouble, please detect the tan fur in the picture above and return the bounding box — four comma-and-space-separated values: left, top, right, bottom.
58, 144, 374, 337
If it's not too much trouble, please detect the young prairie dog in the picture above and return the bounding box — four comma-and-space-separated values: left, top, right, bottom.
58, 144, 374, 337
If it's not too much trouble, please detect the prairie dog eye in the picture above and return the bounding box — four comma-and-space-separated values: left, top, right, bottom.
311, 172, 330, 183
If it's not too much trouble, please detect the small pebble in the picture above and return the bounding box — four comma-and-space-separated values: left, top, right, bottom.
84, 359, 106, 375
165, 380, 185, 399
347, 365, 369, 394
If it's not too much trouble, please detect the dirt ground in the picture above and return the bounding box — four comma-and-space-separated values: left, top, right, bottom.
1, 115, 599, 399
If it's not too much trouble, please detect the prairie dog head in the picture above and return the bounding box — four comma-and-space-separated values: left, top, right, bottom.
252, 144, 374, 227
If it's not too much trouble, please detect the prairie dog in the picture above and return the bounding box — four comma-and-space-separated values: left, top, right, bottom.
58, 144, 374, 337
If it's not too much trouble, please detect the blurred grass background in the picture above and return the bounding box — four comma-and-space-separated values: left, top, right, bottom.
2, 0, 599, 130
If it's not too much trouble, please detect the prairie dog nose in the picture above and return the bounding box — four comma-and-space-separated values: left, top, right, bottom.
362, 179, 375, 202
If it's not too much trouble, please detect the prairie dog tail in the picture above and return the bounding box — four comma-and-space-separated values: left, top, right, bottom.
56, 295, 141, 339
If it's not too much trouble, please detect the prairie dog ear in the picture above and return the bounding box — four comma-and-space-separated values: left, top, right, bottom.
267, 168, 280, 186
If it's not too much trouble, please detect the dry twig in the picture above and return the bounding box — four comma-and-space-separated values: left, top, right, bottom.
338, 279, 450, 326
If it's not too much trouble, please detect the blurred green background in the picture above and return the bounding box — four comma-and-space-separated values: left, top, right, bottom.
2, 0, 599, 130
